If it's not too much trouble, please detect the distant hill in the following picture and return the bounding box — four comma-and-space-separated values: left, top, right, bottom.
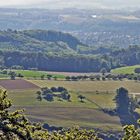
0, 30, 83, 54
0, 29, 140, 72
0, 29, 105, 72
0, 8, 140, 48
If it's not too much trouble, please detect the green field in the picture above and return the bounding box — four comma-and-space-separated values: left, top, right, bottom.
0, 74, 9, 78
0, 69, 65, 79
111, 65, 140, 74
7, 80, 140, 130
14, 70, 65, 79
9, 90, 119, 130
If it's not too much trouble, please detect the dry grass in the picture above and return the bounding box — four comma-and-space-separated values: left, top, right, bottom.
8, 80, 139, 130
29, 80, 140, 93
13, 106, 121, 130
8, 87, 119, 130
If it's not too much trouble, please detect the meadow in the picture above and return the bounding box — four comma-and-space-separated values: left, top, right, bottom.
111, 65, 140, 74
9, 89, 120, 130
4, 79, 140, 130
30, 80, 140, 93
0, 69, 65, 79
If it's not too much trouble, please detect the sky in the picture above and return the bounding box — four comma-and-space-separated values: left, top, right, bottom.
0, 0, 140, 9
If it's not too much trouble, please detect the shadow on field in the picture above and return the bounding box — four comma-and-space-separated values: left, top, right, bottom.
117, 111, 140, 127
43, 123, 63, 131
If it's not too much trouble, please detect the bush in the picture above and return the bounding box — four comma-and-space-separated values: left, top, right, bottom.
57, 87, 67, 92
44, 93, 54, 102
51, 87, 58, 92
135, 68, 140, 74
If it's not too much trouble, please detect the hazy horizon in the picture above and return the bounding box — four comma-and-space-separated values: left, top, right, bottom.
0, 0, 140, 10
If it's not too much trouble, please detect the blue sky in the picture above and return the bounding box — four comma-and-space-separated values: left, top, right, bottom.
0, 0, 139, 9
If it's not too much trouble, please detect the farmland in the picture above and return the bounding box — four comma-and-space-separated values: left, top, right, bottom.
0, 79, 39, 90
30, 80, 140, 93
8, 88, 120, 130
0, 69, 65, 79
1, 79, 139, 130
111, 65, 140, 74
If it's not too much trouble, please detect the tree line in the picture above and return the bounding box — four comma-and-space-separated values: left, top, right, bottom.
0, 45, 140, 72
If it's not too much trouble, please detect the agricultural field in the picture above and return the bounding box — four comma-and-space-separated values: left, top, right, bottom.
30, 80, 140, 93
111, 65, 140, 74
0, 79, 39, 90
0, 69, 65, 79
1, 79, 139, 130
14, 70, 65, 79
8, 88, 119, 130
0, 73, 9, 78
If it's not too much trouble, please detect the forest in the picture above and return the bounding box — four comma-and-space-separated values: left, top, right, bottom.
0, 30, 140, 72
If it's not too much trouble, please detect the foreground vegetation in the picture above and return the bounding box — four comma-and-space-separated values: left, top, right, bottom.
1, 89, 140, 139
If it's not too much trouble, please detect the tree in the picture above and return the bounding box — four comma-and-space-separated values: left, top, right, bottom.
47, 74, 52, 80
67, 94, 71, 101
123, 123, 140, 140
9, 71, 16, 80
134, 68, 140, 74
51, 87, 57, 92
17, 73, 24, 78
115, 87, 130, 114
71, 76, 78, 81
78, 95, 86, 102
57, 87, 67, 92
102, 77, 106, 81
1, 70, 8, 74
61, 90, 70, 100
100, 68, 107, 75
90, 76, 95, 81
44, 93, 54, 102
41, 75, 45, 80
53, 76, 57, 80
36, 91, 42, 101
95, 75, 101, 81
0, 90, 42, 140
65, 76, 71, 81
11, 65, 24, 70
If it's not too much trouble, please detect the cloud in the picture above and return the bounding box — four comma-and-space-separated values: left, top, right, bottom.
0, 0, 36, 6
0, 0, 140, 9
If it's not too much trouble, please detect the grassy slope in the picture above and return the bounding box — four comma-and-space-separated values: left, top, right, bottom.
111, 65, 140, 74
9, 89, 120, 130
8, 80, 140, 130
